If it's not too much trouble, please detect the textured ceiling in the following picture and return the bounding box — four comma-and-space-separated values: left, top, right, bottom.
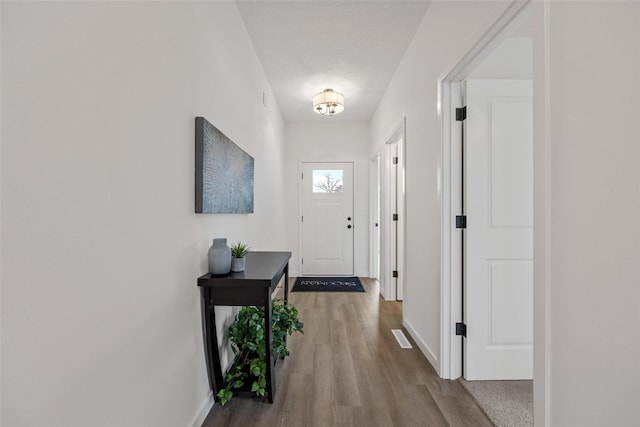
236, 1, 431, 123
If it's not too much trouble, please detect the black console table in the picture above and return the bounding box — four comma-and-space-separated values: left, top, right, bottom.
197, 251, 291, 403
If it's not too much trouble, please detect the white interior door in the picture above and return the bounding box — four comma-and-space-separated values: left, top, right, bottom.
301, 162, 354, 276
388, 143, 398, 297
395, 139, 405, 301
380, 121, 406, 301
371, 153, 381, 280
464, 79, 533, 380
386, 140, 405, 301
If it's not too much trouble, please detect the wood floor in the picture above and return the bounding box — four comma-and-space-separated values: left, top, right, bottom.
202, 278, 492, 427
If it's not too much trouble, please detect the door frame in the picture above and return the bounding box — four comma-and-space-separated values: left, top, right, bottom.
438, 0, 532, 379
298, 161, 355, 276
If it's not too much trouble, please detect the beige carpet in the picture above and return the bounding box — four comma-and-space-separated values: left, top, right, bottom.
459, 379, 533, 427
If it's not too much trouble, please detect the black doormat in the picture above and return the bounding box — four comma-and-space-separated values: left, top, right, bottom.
291, 277, 365, 292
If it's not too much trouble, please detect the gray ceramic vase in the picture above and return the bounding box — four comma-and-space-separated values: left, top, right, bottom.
208, 238, 231, 275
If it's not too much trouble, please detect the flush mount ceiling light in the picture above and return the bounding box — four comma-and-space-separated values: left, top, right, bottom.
313, 88, 344, 116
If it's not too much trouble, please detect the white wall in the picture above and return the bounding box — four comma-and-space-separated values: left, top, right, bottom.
285, 122, 370, 277
369, 0, 511, 372
0, 2, 286, 426
534, 1, 640, 425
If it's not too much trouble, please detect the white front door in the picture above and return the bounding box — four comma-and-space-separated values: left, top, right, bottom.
464, 79, 533, 380
301, 162, 354, 276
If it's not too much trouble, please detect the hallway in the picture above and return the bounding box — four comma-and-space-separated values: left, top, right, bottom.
202, 278, 492, 427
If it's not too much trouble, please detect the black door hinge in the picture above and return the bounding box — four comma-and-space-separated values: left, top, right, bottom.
393, 214, 398, 221
392, 270, 398, 278
455, 215, 466, 229
456, 322, 467, 337
456, 106, 467, 121
393, 157, 398, 164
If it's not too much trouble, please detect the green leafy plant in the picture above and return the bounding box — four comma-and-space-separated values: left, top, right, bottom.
217, 299, 303, 405
230, 242, 250, 258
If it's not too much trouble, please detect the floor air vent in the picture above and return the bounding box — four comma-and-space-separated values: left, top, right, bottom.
391, 329, 413, 349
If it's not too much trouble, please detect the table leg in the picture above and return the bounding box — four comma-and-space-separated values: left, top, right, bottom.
264, 288, 275, 403
282, 263, 289, 359
284, 262, 289, 306
200, 287, 223, 400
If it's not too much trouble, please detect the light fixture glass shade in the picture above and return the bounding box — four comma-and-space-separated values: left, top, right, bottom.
313, 88, 344, 116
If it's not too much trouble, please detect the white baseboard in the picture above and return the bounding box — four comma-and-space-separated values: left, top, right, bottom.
404, 318, 440, 375
189, 392, 214, 427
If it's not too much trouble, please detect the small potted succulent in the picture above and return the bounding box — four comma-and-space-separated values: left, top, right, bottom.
230, 242, 250, 272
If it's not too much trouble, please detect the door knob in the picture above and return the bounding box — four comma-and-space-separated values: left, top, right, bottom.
347, 224, 352, 229
347, 217, 352, 221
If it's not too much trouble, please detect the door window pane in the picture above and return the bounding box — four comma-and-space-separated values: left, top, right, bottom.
312, 169, 343, 193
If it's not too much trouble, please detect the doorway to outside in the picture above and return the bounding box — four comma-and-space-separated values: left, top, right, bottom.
439, 0, 533, 380
300, 162, 354, 276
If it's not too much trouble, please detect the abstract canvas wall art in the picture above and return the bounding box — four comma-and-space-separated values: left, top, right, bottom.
195, 117, 254, 213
